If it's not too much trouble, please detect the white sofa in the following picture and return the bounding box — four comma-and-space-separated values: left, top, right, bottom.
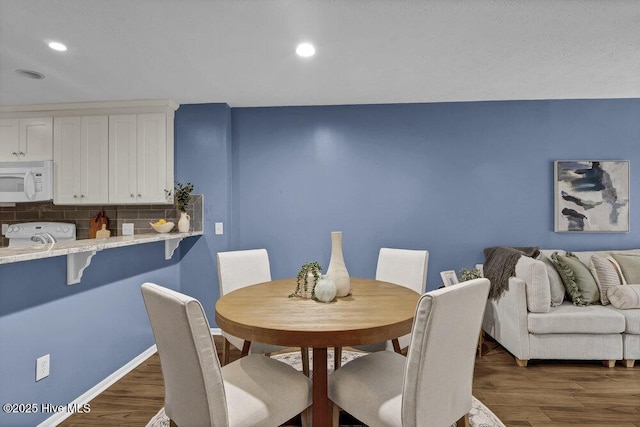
482, 248, 640, 368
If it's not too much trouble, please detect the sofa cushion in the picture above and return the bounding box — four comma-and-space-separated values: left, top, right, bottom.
589, 255, 623, 305
607, 284, 640, 310
610, 253, 640, 284
515, 256, 551, 313
550, 252, 599, 306
605, 305, 640, 334
528, 301, 626, 334
537, 253, 566, 307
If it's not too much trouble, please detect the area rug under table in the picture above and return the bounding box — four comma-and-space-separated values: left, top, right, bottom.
147, 350, 504, 427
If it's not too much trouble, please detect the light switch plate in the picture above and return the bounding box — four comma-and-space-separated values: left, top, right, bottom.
215, 222, 223, 235
122, 223, 134, 236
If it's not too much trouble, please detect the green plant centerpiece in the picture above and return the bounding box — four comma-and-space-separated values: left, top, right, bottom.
458, 267, 483, 282
290, 261, 322, 298
174, 181, 194, 212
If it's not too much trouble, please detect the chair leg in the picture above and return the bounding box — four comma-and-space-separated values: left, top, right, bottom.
331, 401, 340, 427
334, 346, 342, 370
301, 347, 310, 377
624, 359, 635, 368
603, 359, 616, 368
392, 338, 402, 354
455, 414, 470, 427
301, 407, 311, 427
477, 330, 484, 357
515, 357, 528, 367
240, 340, 251, 357
222, 337, 231, 366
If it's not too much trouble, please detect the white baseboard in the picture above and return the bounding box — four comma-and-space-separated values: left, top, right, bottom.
38, 345, 157, 427
38, 328, 222, 426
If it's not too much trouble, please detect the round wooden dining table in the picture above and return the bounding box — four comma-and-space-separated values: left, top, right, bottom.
215, 277, 421, 427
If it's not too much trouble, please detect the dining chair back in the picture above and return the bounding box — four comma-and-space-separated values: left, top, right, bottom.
141, 282, 229, 426
217, 248, 272, 294
329, 278, 490, 427
217, 249, 309, 373
403, 278, 489, 425
350, 247, 429, 354
376, 247, 429, 292
217, 249, 280, 360
142, 282, 312, 427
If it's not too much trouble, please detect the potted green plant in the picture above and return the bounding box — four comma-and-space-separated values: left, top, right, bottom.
458, 267, 483, 282
290, 262, 322, 298
174, 181, 194, 232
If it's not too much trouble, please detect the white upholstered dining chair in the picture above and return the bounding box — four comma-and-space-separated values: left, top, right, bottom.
346, 248, 429, 355
141, 282, 312, 427
217, 249, 310, 374
329, 278, 490, 427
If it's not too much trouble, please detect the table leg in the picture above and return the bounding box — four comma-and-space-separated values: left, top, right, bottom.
312, 347, 330, 427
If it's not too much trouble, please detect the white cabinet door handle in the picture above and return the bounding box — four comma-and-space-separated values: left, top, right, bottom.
24, 171, 36, 200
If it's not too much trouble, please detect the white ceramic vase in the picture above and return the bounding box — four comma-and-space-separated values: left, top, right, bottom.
327, 231, 351, 297
178, 211, 191, 232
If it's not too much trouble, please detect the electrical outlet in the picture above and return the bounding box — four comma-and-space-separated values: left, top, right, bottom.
122, 223, 134, 236
36, 354, 50, 381
215, 222, 223, 235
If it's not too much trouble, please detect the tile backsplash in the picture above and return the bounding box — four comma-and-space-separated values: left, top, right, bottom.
0, 195, 203, 247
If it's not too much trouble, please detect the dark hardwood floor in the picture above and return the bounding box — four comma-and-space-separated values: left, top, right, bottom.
61, 336, 640, 426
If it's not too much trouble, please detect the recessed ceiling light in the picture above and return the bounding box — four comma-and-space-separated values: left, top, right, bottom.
15, 69, 45, 80
48, 41, 67, 52
296, 43, 315, 58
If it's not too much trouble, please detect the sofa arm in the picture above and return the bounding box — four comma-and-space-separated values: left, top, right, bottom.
483, 277, 530, 360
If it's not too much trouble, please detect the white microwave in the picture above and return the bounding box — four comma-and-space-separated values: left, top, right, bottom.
0, 160, 53, 202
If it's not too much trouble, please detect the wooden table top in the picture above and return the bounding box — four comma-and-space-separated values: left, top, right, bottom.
215, 277, 421, 348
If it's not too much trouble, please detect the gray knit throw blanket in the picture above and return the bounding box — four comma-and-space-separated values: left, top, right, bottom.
483, 246, 540, 300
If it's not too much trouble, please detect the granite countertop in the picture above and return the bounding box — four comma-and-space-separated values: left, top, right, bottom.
0, 231, 203, 265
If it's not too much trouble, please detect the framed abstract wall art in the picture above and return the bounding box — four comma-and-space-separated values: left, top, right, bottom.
554, 160, 629, 232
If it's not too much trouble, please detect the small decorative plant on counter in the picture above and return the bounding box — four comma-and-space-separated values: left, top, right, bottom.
290, 262, 322, 299
458, 267, 483, 282
174, 181, 194, 233
174, 181, 194, 212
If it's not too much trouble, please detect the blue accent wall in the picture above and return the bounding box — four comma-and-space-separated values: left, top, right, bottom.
231, 100, 640, 288
174, 103, 232, 320
2, 98, 639, 425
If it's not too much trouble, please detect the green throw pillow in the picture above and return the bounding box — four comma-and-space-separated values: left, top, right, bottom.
610, 253, 640, 284
550, 252, 599, 306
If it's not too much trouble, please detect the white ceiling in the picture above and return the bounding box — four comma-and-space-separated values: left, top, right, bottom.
1, 0, 639, 108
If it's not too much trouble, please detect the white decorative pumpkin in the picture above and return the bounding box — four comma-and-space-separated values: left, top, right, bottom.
314, 275, 337, 303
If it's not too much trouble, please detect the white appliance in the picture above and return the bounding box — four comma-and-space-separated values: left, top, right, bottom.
0, 160, 53, 202
5, 222, 76, 247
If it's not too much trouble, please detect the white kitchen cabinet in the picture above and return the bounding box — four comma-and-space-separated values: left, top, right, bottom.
2, 99, 177, 205
53, 116, 109, 204
0, 117, 53, 161
109, 113, 173, 204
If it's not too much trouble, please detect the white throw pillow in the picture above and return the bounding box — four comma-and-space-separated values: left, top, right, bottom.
607, 285, 640, 309
515, 256, 551, 313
